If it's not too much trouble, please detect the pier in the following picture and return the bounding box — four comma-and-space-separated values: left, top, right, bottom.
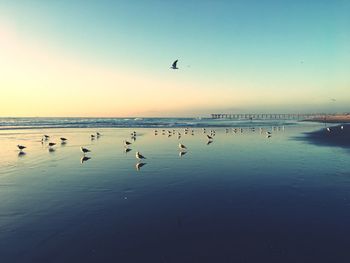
210, 113, 327, 120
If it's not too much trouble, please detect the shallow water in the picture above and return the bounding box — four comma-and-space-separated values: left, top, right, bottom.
1, 122, 350, 262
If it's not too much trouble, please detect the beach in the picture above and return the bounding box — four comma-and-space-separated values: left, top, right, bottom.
1, 120, 350, 262
306, 114, 350, 123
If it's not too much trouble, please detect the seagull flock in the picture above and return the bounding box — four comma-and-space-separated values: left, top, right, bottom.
16, 124, 344, 169
15, 124, 291, 170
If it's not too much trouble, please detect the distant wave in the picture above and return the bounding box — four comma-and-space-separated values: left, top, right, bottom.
0, 117, 298, 130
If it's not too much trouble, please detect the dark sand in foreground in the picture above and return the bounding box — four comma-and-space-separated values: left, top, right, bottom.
298, 124, 350, 149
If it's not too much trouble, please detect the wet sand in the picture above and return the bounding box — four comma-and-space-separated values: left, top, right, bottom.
1, 125, 350, 262
306, 114, 350, 123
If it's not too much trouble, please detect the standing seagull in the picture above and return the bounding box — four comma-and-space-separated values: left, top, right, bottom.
171, 59, 179, 69
48, 142, 56, 148
178, 143, 187, 150
17, 145, 26, 151
81, 147, 91, 154
60, 137, 68, 142
124, 140, 132, 147
136, 151, 146, 160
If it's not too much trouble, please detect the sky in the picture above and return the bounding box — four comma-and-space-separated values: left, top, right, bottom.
0, 0, 349, 117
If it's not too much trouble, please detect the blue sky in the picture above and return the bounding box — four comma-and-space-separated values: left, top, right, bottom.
0, 0, 349, 116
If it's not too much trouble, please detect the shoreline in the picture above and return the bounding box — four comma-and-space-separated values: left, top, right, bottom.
304, 114, 350, 123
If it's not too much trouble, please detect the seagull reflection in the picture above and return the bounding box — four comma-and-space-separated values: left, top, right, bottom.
81, 156, 91, 164
124, 148, 132, 154
179, 151, 187, 157
48, 148, 56, 152
135, 162, 146, 171
206, 140, 213, 145
18, 151, 26, 157
207, 134, 213, 140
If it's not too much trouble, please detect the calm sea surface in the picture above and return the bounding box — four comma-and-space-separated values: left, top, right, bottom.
0, 118, 349, 262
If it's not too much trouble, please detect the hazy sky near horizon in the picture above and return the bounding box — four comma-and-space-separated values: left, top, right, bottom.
0, 0, 349, 117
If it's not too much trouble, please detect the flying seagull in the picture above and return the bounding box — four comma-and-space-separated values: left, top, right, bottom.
171, 59, 179, 69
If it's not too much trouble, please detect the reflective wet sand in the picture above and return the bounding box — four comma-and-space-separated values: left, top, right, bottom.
1, 124, 350, 262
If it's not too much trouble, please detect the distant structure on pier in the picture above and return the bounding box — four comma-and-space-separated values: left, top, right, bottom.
210, 113, 326, 120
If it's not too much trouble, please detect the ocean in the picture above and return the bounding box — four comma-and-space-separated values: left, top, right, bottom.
0, 117, 298, 130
